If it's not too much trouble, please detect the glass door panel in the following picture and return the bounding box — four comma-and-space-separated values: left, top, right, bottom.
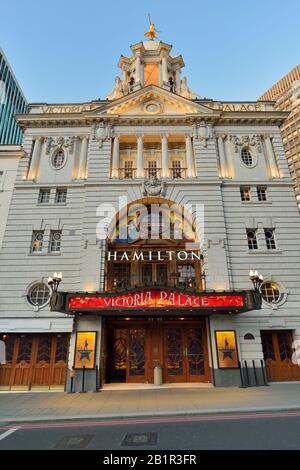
164, 327, 184, 380
186, 327, 205, 377
128, 329, 146, 379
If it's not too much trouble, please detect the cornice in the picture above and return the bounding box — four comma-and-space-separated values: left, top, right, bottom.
15, 107, 289, 129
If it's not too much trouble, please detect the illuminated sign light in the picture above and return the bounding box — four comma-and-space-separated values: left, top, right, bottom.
68, 289, 244, 311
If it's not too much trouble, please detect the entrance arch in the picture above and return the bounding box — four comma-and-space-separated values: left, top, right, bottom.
103, 198, 210, 385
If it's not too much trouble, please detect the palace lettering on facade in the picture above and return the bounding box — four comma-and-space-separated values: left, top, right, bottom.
1, 33, 300, 391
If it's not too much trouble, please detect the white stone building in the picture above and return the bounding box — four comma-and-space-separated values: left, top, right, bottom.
1, 38, 300, 391
0, 145, 24, 249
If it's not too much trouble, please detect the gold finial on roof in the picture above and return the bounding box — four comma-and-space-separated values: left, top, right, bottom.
144, 14, 161, 41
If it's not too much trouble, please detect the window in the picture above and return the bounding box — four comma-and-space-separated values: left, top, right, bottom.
124, 161, 134, 179
31, 231, 44, 253
240, 187, 251, 201
171, 160, 182, 179
257, 187, 267, 201
0, 171, 3, 184
261, 281, 282, 304
55, 188, 67, 204
246, 229, 258, 250
49, 231, 62, 253
38, 188, 50, 204
112, 263, 131, 289
28, 283, 50, 307
178, 264, 196, 288
264, 228, 276, 250
52, 149, 65, 169
148, 161, 158, 178
241, 147, 253, 167
141, 264, 153, 285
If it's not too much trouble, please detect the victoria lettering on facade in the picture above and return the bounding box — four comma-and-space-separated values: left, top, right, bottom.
1, 24, 300, 392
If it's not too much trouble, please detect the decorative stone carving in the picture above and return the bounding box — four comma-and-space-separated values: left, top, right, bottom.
93, 122, 114, 148
45, 136, 74, 154
143, 176, 166, 197
230, 134, 262, 153
179, 77, 198, 100
107, 76, 124, 100
45, 137, 53, 155
193, 121, 215, 148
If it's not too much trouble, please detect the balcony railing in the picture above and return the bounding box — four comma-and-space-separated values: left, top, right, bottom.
144, 167, 162, 179
170, 167, 187, 179
118, 168, 137, 179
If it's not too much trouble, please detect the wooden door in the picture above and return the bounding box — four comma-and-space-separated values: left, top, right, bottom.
261, 331, 300, 381
185, 325, 210, 382
127, 328, 148, 383
0, 334, 69, 388
11, 335, 34, 386
163, 323, 210, 383
164, 326, 185, 382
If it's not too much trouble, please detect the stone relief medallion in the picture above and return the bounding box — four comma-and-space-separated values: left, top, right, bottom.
143, 176, 166, 197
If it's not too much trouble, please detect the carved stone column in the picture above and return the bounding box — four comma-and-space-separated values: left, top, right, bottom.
264, 135, 279, 178
185, 134, 195, 177
136, 134, 144, 178
175, 67, 181, 93
111, 135, 120, 178
28, 137, 43, 180
77, 136, 88, 179
217, 135, 228, 178
162, 54, 168, 84
161, 134, 169, 178
135, 54, 142, 84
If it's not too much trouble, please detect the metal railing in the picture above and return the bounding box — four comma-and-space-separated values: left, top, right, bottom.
144, 167, 162, 179
169, 167, 187, 179
118, 168, 137, 179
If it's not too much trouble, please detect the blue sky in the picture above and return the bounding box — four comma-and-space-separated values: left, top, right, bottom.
1, 0, 300, 103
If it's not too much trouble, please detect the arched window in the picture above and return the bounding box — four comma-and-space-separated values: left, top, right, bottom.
52, 149, 65, 169
28, 283, 50, 307
261, 281, 283, 305
241, 147, 253, 167
244, 333, 255, 340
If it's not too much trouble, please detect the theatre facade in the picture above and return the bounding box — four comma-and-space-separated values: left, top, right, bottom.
1, 37, 300, 391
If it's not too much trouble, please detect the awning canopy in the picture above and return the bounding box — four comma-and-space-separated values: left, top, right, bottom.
50, 287, 261, 317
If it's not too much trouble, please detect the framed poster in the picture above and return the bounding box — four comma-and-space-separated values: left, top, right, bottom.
74, 331, 97, 369
215, 330, 239, 369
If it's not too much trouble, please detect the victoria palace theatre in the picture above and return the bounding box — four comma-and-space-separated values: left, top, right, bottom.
1, 35, 300, 392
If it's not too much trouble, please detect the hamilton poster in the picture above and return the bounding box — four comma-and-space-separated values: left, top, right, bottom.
215, 331, 239, 369
74, 331, 97, 369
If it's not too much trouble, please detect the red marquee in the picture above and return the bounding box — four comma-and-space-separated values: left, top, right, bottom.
68, 289, 244, 311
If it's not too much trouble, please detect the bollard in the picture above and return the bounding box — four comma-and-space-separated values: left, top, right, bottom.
80, 366, 86, 393
94, 365, 101, 393
244, 360, 250, 386
260, 359, 269, 386
252, 360, 258, 386
238, 361, 246, 388
68, 367, 75, 394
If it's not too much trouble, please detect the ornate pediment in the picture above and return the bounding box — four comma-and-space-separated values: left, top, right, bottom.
89, 86, 216, 118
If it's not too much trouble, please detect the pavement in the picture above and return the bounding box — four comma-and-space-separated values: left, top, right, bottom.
1, 382, 300, 424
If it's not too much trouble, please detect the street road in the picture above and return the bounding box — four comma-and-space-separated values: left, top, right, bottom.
1, 410, 300, 450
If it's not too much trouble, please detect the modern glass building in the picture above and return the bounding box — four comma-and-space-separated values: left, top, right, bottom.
0, 48, 27, 144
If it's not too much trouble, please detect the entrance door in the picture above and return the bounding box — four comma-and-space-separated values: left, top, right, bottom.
0, 334, 69, 389
164, 324, 209, 382
127, 328, 147, 382
105, 327, 148, 383
261, 330, 300, 381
